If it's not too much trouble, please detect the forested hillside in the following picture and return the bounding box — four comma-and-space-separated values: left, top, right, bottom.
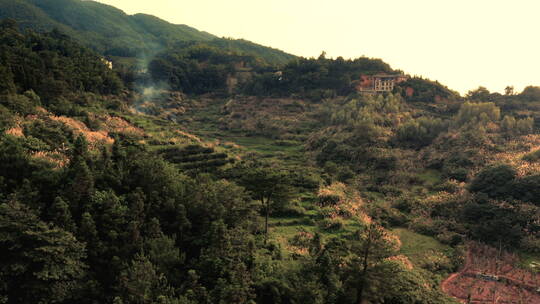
0, 0, 295, 64
2, 3, 540, 303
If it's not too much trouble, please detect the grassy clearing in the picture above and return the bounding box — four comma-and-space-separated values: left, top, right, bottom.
392, 228, 450, 265
227, 136, 303, 156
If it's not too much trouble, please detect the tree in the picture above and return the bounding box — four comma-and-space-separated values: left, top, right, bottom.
72, 134, 89, 161
396, 117, 447, 148
466, 86, 493, 101
367, 260, 452, 303
0, 201, 86, 304
144, 234, 185, 286
348, 224, 400, 304
500, 115, 517, 133
48, 196, 76, 232
306, 237, 350, 303
520, 86, 540, 101
516, 117, 534, 135
511, 174, 540, 205
0, 135, 33, 189
64, 157, 94, 217
454, 101, 501, 128
504, 85, 514, 96
78, 212, 103, 260
117, 254, 176, 304
0, 65, 16, 94
469, 164, 516, 198
462, 199, 525, 247
196, 221, 255, 304
239, 166, 294, 243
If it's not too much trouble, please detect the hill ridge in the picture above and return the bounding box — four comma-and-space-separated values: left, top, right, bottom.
0, 0, 295, 64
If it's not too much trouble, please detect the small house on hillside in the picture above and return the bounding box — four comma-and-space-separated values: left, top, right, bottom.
356, 74, 408, 93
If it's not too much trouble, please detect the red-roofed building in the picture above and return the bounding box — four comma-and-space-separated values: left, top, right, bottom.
356, 74, 408, 93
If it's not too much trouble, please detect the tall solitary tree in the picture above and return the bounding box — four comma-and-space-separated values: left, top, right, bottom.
348, 224, 400, 304
505, 85, 514, 96
239, 166, 294, 243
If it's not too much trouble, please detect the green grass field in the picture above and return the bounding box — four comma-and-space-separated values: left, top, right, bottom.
392, 228, 450, 265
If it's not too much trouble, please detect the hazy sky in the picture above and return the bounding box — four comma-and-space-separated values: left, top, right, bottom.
96, 0, 540, 95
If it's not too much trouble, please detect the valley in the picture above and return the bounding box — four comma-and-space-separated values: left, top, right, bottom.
1, 1, 540, 303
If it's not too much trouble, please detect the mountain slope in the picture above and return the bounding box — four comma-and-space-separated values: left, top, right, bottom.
0, 0, 295, 64
0, 0, 76, 34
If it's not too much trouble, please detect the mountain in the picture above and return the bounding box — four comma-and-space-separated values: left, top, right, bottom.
0, 0, 295, 64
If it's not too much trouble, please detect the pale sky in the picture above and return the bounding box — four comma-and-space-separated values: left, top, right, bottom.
96, 0, 540, 95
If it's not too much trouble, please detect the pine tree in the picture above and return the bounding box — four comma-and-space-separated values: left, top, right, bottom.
72, 134, 89, 161
48, 196, 77, 232
349, 224, 400, 304
79, 212, 102, 256
117, 254, 175, 304
64, 158, 94, 217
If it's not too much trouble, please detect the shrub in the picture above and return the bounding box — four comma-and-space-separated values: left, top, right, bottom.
396, 117, 447, 148
0, 105, 14, 131
443, 167, 468, 182
446, 152, 475, 168
468, 164, 516, 198
436, 231, 463, 246
317, 218, 344, 231
511, 174, 540, 205
24, 120, 72, 151
272, 202, 307, 217
501, 115, 534, 135
523, 149, 540, 162
454, 101, 501, 128
2, 94, 38, 115
419, 251, 454, 273
378, 185, 403, 196
408, 217, 438, 236
288, 229, 314, 248
274, 140, 298, 147
337, 166, 355, 182
318, 194, 341, 206
369, 204, 408, 227
317, 206, 336, 219
520, 86, 540, 102
430, 180, 461, 193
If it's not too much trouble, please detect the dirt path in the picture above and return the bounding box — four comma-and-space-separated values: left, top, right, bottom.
441, 272, 461, 295
441, 248, 472, 295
